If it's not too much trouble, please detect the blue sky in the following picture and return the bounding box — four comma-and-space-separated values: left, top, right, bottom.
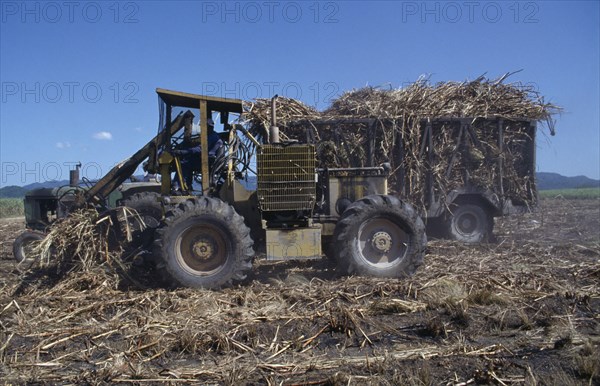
1, 0, 599, 186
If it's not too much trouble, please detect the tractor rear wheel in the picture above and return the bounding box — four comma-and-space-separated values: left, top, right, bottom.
333, 195, 426, 278
155, 197, 254, 289
13, 230, 45, 264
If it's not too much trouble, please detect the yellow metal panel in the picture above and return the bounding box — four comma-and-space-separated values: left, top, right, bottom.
199, 100, 209, 195
159, 152, 174, 195
156, 88, 243, 112
266, 227, 322, 260
328, 175, 388, 216
320, 222, 336, 237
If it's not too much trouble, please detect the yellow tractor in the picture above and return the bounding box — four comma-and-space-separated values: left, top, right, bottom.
145, 89, 426, 288
16, 88, 427, 289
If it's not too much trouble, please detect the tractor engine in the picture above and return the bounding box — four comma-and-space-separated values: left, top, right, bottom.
257, 143, 321, 260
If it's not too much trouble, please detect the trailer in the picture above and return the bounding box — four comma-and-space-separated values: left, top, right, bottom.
286, 115, 537, 243
401, 116, 537, 243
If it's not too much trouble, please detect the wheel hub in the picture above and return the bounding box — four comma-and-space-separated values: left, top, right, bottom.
357, 216, 410, 268
177, 226, 228, 274
193, 239, 214, 260
371, 231, 392, 253
458, 213, 477, 234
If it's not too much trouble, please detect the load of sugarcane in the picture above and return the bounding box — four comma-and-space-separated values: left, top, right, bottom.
242, 74, 561, 208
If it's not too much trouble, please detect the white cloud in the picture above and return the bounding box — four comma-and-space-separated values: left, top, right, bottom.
134, 127, 143, 132
93, 131, 113, 140
56, 141, 71, 149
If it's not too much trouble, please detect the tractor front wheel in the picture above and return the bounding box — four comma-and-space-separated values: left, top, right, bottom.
155, 197, 254, 289
121, 192, 163, 247
333, 195, 426, 278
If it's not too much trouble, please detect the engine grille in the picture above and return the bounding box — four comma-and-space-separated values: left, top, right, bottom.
257, 144, 316, 212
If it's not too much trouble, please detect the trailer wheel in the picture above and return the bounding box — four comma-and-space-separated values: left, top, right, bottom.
447, 204, 492, 244
333, 195, 426, 278
155, 197, 254, 289
13, 230, 45, 264
121, 192, 162, 247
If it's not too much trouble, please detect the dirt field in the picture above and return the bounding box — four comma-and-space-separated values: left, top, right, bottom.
0, 197, 598, 385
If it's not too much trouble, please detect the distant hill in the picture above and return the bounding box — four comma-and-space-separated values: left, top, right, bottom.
1, 173, 598, 198
22, 180, 71, 191
0, 185, 28, 198
0, 180, 71, 198
536, 172, 600, 190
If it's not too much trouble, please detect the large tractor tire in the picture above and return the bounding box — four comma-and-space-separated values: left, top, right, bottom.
333, 195, 426, 278
121, 192, 163, 247
155, 197, 254, 289
446, 204, 493, 244
13, 230, 45, 264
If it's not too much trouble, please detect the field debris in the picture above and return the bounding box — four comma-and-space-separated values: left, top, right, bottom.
16, 207, 149, 291
1, 198, 598, 384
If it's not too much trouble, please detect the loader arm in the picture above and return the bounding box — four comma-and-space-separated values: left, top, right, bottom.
85, 110, 194, 205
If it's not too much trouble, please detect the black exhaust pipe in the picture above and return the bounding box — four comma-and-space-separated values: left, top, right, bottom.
270, 95, 280, 143
69, 163, 81, 187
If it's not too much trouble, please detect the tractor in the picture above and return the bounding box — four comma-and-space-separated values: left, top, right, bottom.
13, 178, 161, 263
14, 89, 427, 289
